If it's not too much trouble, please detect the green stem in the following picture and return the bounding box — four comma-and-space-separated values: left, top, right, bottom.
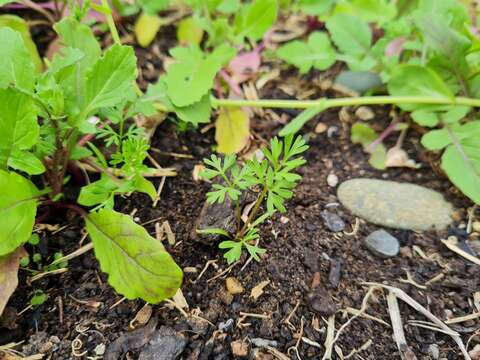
211, 96, 480, 109
237, 187, 268, 239
101, 0, 121, 45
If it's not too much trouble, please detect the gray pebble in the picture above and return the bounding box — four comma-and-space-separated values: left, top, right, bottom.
250, 338, 278, 348
364, 229, 400, 258
321, 210, 345, 232
218, 318, 234, 332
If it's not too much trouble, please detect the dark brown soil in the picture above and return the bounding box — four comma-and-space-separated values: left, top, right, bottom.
1, 13, 479, 360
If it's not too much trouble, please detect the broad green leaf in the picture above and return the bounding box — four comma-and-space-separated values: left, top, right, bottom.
54, 18, 101, 116
333, 0, 397, 25
0, 27, 35, 92
351, 122, 377, 147
387, 65, 453, 111
0, 15, 42, 72
8, 149, 45, 175
165, 44, 235, 107
0, 247, 27, 316
422, 121, 480, 151
134, 12, 163, 48
139, 80, 211, 124
138, 0, 169, 14
86, 209, 183, 302
368, 144, 387, 170
279, 103, 327, 136
77, 44, 137, 123
294, 0, 333, 16
177, 17, 204, 46
0, 170, 39, 256
234, 0, 277, 42
441, 138, 480, 204
277, 32, 335, 74
215, 107, 250, 154
78, 175, 117, 208
0, 89, 39, 172
326, 14, 371, 56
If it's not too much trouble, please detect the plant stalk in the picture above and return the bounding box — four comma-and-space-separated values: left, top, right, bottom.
237, 187, 268, 239
210, 96, 480, 109
101, 0, 121, 45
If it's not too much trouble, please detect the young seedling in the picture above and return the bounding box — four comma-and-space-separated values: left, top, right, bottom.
198, 134, 308, 264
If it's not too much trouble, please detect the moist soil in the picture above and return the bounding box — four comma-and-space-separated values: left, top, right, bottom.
1, 23, 480, 360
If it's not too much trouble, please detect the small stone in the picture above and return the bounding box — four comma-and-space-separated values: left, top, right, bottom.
314, 122, 328, 134
218, 318, 234, 332
251, 338, 278, 348
355, 106, 375, 121
364, 230, 400, 258
231, 340, 249, 358
338, 179, 454, 231
226, 277, 244, 295
428, 344, 440, 359
473, 221, 480, 233
306, 287, 336, 317
321, 210, 345, 232
326, 173, 339, 187
138, 327, 187, 360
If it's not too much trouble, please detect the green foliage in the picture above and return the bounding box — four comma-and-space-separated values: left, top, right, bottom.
0, 12, 182, 304
276, 32, 335, 74
200, 135, 308, 263
86, 209, 183, 302
0, 170, 39, 256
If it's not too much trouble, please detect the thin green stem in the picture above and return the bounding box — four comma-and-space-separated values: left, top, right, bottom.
101, 0, 121, 45
211, 96, 480, 110
237, 187, 268, 239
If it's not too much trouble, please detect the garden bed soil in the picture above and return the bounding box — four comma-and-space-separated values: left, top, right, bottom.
1, 22, 479, 360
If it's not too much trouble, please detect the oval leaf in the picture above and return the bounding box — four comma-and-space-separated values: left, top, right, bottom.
215, 107, 250, 154
86, 209, 183, 303
0, 170, 39, 256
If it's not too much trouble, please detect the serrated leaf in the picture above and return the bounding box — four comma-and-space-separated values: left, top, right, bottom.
77, 44, 137, 123
0, 88, 39, 172
165, 44, 235, 107
86, 209, 183, 303
215, 107, 250, 154
135, 12, 163, 48
0, 171, 39, 256
234, 0, 277, 42
326, 14, 371, 56
8, 149, 45, 175
0, 27, 35, 92
0, 247, 27, 316
0, 15, 42, 72
277, 32, 335, 74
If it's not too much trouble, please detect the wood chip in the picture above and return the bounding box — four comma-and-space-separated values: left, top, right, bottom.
250, 280, 270, 300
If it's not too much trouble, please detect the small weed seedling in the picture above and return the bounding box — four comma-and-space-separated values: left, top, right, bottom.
198, 134, 308, 264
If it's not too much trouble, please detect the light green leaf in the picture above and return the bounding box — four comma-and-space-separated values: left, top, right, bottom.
294, 0, 333, 16
134, 12, 163, 48
333, 0, 397, 25
77, 44, 137, 123
351, 122, 377, 147
8, 149, 45, 175
177, 17, 204, 46
0, 27, 35, 92
86, 209, 183, 302
326, 14, 371, 56
279, 103, 327, 136
138, 0, 169, 14
133, 176, 156, 201
0, 15, 42, 72
0, 89, 39, 171
165, 44, 235, 107
234, 0, 277, 42
0, 170, 39, 256
277, 32, 335, 74
387, 65, 453, 111
215, 107, 250, 154
441, 138, 480, 204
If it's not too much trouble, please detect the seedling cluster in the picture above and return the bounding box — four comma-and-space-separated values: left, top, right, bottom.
0, 0, 479, 306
